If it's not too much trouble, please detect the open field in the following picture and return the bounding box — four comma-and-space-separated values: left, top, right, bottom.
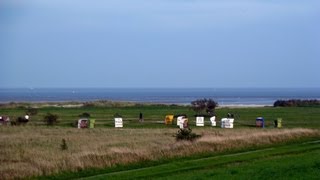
0, 104, 320, 179
81, 139, 320, 180
0, 127, 319, 179
0, 103, 320, 128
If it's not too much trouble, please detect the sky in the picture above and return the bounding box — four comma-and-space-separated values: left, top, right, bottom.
1, 0, 319, 88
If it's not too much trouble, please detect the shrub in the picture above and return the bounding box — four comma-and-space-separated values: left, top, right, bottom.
26, 108, 38, 116
191, 98, 218, 115
79, 112, 90, 118
44, 113, 59, 126
274, 99, 320, 107
114, 113, 122, 118
71, 120, 78, 127
60, 139, 68, 151
175, 128, 201, 141
16, 116, 29, 125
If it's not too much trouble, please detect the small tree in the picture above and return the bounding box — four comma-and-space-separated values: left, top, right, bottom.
44, 113, 59, 126
206, 99, 218, 115
191, 99, 206, 114
191, 98, 218, 115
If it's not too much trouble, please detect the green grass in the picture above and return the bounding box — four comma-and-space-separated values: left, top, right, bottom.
1, 104, 320, 179
80, 139, 320, 180
37, 138, 320, 180
1, 105, 319, 129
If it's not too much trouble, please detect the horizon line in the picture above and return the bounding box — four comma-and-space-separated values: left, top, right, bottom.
1, 87, 320, 89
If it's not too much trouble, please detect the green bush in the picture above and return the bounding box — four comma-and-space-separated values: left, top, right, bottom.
191, 98, 218, 115
44, 113, 59, 126
79, 112, 90, 118
176, 128, 201, 141
274, 99, 320, 107
26, 108, 38, 116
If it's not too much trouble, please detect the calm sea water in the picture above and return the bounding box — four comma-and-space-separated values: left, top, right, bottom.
0, 88, 319, 106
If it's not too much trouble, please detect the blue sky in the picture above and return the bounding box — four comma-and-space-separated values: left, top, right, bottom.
1, 0, 319, 88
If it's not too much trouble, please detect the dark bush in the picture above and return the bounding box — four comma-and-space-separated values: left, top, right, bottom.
44, 113, 59, 126
71, 120, 78, 127
176, 128, 201, 141
79, 112, 90, 118
114, 113, 122, 118
274, 99, 320, 107
60, 139, 68, 151
191, 98, 218, 115
206, 99, 218, 114
26, 108, 38, 116
16, 116, 29, 125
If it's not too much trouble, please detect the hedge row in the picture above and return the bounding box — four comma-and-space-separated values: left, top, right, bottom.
273, 99, 320, 107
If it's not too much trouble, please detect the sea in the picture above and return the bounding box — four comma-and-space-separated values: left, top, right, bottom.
0, 88, 319, 106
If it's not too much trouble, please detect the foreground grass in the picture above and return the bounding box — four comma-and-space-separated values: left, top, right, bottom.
81, 140, 320, 180
0, 127, 319, 179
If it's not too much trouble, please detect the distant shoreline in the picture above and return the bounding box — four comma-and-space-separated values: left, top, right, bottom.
0, 100, 271, 108
1, 88, 319, 106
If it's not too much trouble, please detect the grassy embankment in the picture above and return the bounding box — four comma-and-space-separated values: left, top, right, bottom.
0, 102, 319, 179
81, 139, 320, 180
1, 127, 319, 179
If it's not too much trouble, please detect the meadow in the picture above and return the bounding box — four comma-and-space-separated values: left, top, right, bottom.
1, 102, 320, 128
81, 139, 320, 180
0, 103, 320, 179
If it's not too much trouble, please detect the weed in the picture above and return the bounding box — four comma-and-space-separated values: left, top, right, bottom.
60, 139, 68, 151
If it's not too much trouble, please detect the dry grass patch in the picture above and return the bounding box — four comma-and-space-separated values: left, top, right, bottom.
0, 127, 319, 179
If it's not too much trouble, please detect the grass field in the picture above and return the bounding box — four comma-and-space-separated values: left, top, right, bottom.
0, 103, 320, 179
0, 127, 319, 179
82, 140, 320, 180
1, 103, 320, 128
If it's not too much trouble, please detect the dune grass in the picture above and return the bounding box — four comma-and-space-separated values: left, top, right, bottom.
0, 126, 319, 179
82, 139, 320, 180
